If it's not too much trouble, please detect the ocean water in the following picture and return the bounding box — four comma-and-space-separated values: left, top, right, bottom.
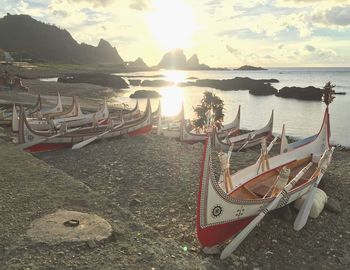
113, 68, 350, 147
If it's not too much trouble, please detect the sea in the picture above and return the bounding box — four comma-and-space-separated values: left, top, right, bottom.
112, 67, 350, 147
41, 67, 350, 146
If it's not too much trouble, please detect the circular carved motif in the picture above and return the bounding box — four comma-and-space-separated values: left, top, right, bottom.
211, 205, 223, 218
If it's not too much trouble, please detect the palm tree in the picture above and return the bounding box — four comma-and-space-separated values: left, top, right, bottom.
192, 91, 224, 132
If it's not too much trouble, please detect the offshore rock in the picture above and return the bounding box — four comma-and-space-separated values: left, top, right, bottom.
129, 90, 162, 99
276, 86, 323, 100
58, 73, 128, 89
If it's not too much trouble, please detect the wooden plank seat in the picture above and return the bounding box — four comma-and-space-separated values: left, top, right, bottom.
251, 185, 270, 197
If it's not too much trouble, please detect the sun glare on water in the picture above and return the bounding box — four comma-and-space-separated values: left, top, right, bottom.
146, 0, 196, 50
163, 70, 187, 84
159, 87, 184, 117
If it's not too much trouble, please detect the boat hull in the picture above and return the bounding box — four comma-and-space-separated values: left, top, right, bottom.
197, 109, 331, 248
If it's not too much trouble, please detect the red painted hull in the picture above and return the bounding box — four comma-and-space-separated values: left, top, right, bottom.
25, 143, 72, 153
196, 140, 253, 247
196, 216, 254, 247
128, 124, 152, 137
25, 125, 152, 153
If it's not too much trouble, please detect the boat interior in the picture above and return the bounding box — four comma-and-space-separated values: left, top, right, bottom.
229, 155, 317, 200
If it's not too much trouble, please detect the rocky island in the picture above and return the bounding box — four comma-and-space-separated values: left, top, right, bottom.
276, 86, 323, 100
235, 65, 267, 71
156, 49, 211, 70
179, 77, 278, 95
129, 90, 162, 98
57, 73, 129, 89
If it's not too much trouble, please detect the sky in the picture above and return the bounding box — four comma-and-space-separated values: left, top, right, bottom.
1, 0, 350, 67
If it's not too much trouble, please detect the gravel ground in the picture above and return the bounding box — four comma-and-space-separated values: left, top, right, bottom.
0, 140, 205, 270
35, 134, 350, 270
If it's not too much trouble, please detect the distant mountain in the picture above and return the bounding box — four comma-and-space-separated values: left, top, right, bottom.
126, 57, 149, 70
235, 65, 267, 71
156, 49, 210, 70
0, 14, 124, 65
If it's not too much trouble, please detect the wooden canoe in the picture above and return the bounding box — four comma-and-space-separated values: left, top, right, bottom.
212, 110, 274, 151
18, 99, 153, 153
197, 108, 332, 248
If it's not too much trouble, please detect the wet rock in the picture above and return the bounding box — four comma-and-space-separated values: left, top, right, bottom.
128, 79, 141, 86
129, 198, 141, 207
140, 80, 173, 87
179, 77, 278, 93
249, 83, 277, 96
155, 224, 167, 231
111, 228, 124, 241
201, 257, 220, 270
276, 86, 323, 100
86, 240, 97, 249
202, 246, 220, 255
57, 73, 128, 89
129, 90, 162, 99
325, 197, 341, 213
338, 254, 350, 265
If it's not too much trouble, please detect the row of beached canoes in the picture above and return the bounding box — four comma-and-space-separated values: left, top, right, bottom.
1, 92, 275, 153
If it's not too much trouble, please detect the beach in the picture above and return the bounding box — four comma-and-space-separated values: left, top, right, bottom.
0, 66, 349, 269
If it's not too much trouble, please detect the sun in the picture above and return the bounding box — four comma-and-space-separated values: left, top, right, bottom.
146, 0, 196, 51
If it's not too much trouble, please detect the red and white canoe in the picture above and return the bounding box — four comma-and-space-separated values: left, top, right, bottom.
18, 99, 153, 153
212, 110, 274, 151
179, 106, 241, 144
158, 105, 241, 142
39, 92, 63, 115
0, 94, 42, 126
197, 108, 332, 248
12, 96, 84, 132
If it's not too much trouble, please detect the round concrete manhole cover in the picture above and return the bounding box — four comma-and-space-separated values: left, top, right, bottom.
27, 210, 112, 244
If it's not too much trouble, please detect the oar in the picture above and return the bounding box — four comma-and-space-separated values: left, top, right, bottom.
255, 136, 278, 165
71, 121, 124, 150
293, 147, 334, 231
220, 161, 313, 259
237, 133, 256, 152
227, 143, 235, 162
17, 126, 82, 150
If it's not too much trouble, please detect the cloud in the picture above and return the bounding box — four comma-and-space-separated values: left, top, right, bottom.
262, 55, 275, 60
305, 44, 316, 51
129, 0, 149, 11
312, 5, 350, 26
246, 12, 312, 37
204, 0, 224, 14
226, 45, 240, 55
281, 0, 347, 3
70, 0, 115, 8
52, 10, 68, 17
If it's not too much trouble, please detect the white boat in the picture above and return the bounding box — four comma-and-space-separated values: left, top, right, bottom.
197, 107, 332, 249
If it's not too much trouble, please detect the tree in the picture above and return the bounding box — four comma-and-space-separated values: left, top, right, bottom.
323, 81, 335, 106
192, 91, 224, 132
